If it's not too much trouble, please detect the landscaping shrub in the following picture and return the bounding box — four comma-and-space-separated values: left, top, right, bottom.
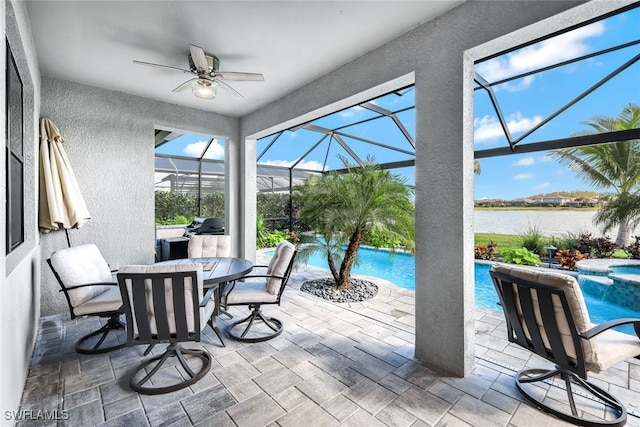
576, 233, 616, 258
474, 241, 498, 260
518, 224, 546, 255
365, 228, 402, 249
555, 249, 587, 270
500, 248, 541, 266
625, 236, 640, 259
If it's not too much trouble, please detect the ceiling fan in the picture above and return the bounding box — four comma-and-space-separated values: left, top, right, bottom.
133, 44, 264, 99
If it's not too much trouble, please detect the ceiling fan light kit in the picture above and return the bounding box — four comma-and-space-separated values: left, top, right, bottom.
192, 79, 216, 99
133, 44, 264, 100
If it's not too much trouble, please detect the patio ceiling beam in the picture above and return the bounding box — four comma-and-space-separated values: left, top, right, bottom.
510, 52, 640, 146
361, 102, 415, 149
474, 128, 640, 159
257, 131, 284, 162
333, 133, 366, 168
332, 159, 415, 174
290, 134, 329, 169
474, 72, 515, 151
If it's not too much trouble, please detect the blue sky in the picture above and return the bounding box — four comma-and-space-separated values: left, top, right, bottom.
157, 6, 639, 201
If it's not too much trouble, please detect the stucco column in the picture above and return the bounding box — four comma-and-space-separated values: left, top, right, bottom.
239, 136, 257, 262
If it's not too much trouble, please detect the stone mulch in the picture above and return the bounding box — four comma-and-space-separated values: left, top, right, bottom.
300, 277, 378, 303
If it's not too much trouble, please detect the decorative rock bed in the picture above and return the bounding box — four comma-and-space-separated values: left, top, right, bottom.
300, 278, 378, 303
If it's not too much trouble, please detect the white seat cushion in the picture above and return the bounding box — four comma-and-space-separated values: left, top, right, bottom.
188, 235, 231, 258
49, 244, 115, 307
265, 240, 295, 294
74, 286, 123, 316
225, 281, 279, 304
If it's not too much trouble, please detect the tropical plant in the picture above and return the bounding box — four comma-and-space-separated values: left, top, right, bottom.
551, 103, 640, 247
555, 249, 587, 271
575, 233, 616, 259
292, 156, 415, 291
625, 235, 640, 259
474, 160, 481, 175
518, 223, 546, 255
475, 241, 498, 260
500, 248, 541, 266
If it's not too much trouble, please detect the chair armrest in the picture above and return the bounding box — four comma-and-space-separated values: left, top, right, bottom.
59, 282, 117, 292
200, 287, 215, 308
238, 274, 286, 281
581, 318, 640, 339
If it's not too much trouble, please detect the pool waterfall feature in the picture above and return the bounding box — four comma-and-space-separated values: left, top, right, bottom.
577, 260, 640, 311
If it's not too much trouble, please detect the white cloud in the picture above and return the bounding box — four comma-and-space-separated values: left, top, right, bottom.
184, 139, 224, 160
511, 157, 536, 167
474, 112, 543, 143
534, 182, 551, 189
339, 106, 365, 118
495, 75, 536, 93
514, 173, 533, 180
262, 159, 324, 171
476, 21, 605, 83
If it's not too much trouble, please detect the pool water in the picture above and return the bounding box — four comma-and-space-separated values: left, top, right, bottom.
298, 246, 639, 335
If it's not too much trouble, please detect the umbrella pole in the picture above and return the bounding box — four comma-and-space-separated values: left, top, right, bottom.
64, 229, 71, 248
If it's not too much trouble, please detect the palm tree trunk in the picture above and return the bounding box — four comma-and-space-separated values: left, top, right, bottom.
327, 252, 340, 283
334, 228, 364, 291
615, 220, 631, 247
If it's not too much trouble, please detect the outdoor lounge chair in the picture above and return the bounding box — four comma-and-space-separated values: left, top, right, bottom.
490, 263, 640, 427
187, 234, 231, 258
117, 263, 216, 394
47, 244, 126, 354
223, 240, 296, 342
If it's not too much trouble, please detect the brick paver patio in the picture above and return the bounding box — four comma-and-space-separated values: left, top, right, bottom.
19, 256, 640, 426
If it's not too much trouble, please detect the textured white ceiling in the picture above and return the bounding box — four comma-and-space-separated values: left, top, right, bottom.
26, 1, 463, 117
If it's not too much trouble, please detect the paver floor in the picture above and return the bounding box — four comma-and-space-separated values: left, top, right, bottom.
18, 257, 640, 426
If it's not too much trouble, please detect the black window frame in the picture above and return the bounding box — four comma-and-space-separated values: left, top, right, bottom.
6, 38, 25, 254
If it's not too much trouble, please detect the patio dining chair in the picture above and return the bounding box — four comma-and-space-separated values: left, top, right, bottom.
47, 244, 126, 354
117, 263, 216, 394
490, 263, 640, 427
222, 240, 296, 342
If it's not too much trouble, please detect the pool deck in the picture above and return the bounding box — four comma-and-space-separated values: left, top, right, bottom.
19, 256, 640, 426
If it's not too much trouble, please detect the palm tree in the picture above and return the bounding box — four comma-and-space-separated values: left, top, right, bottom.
552, 103, 640, 247
292, 157, 415, 291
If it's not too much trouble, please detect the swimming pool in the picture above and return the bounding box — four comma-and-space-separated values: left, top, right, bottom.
298, 246, 639, 335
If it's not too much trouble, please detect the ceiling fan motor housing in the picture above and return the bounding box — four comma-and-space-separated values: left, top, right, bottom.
189, 52, 220, 74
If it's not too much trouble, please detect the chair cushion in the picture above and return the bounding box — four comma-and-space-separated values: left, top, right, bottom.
74, 286, 123, 316
49, 244, 114, 307
491, 264, 595, 364
266, 240, 295, 294
589, 327, 640, 373
118, 263, 205, 336
225, 281, 279, 304
188, 235, 231, 258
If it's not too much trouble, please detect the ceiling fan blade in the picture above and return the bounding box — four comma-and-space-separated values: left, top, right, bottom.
133, 60, 192, 74
214, 71, 264, 81
172, 78, 198, 93
215, 80, 244, 98
189, 44, 209, 72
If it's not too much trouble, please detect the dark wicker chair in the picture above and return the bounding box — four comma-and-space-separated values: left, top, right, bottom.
490, 263, 640, 427
47, 244, 125, 354
223, 240, 296, 342
117, 263, 216, 394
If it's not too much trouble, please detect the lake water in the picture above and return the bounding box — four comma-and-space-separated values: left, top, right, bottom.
474, 210, 640, 237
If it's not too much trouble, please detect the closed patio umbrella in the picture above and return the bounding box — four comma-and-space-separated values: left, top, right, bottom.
39, 118, 91, 239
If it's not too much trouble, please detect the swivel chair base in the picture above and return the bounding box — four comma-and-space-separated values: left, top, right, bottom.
129, 343, 211, 395
516, 367, 627, 427
75, 314, 126, 354
227, 305, 283, 343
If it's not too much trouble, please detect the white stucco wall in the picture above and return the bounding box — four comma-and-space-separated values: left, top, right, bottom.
1, 1, 42, 424
240, 1, 592, 376
39, 78, 240, 316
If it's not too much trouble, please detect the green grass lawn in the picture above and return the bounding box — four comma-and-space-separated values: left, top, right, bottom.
474, 233, 521, 250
